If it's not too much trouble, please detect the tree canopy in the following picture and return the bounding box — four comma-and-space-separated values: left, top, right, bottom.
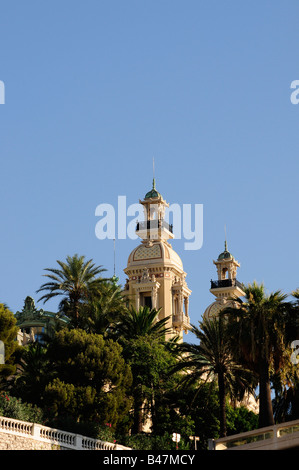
2, 254, 299, 448
0, 304, 19, 380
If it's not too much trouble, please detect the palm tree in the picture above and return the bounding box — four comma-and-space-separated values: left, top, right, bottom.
114, 305, 172, 344
10, 342, 53, 407
272, 288, 299, 423
82, 280, 128, 335
272, 367, 299, 423
291, 289, 299, 339
173, 316, 255, 437
224, 281, 294, 429
113, 306, 173, 434
37, 254, 106, 326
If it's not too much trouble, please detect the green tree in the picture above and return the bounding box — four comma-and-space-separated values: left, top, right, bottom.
0, 391, 44, 423
157, 380, 221, 450
0, 304, 20, 382
114, 306, 172, 344
114, 306, 174, 434
291, 288, 299, 339
224, 281, 294, 428
45, 329, 132, 431
81, 280, 127, 335
149, 372, 195, 446
126, 335, 178, 434
272, 365, 299, 423
226, 404, 258, 435
272, 288, 299, 423
9, 341, 53, 407
173, 316, 255, 437
36, 254, 106, 326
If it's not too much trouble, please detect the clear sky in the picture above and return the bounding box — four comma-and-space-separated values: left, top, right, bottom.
1, 1, 299, 337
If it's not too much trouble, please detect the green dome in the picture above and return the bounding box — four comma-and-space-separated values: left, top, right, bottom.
144, 178, 161, 199
218, 241, 234, 260
218, 250, 233, 260
145, 188, 161, 199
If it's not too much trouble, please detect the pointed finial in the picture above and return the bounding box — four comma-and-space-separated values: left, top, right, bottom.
113, 238, 116, 276
224, 225, 228, 251
152, 157, 156, 189
111, 238, 119, 285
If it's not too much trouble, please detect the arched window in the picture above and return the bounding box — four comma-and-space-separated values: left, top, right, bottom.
222, 267, 228, 279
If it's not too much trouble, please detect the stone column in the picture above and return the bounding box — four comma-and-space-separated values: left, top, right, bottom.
184, 297, 189, 317
172, 293, 176, 316
151, 286, 158, 309
179, 291, 184, 314
135, 290, 140, 310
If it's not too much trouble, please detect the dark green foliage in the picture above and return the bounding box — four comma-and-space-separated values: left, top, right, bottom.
0, 391, 44, 423
37, 254, 106, 326
114, 305, 173, 344
9, 341, 53, 406
126, 335, 178, 434
172, 316, 255, 437
113, 306, 175, 434
3, 262, 297, 448
163, 381, 221, 450
123, 432, 190, 451
81, 280, 127, 335
224, 281, 295, 428
0, 303, 20, 380
44, 329, 133, 430
226, 405, 259, 435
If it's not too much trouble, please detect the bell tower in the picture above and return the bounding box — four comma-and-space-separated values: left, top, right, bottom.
136, 177, 174, 242
124, 181, 191, 341
203, 241, 245, 320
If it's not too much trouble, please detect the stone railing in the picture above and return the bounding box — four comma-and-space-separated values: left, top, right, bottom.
0, 415, 131, 450
172, 313, 190, 331
209, 418, 299, 450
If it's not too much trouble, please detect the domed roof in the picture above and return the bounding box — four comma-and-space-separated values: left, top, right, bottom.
203, 299, 239, 320
203, 301, 224, 320
127, 240, 183, 270
144, 179, 162, 199
218, 250, 233, 260
145, 188, 161, 199
218, 241, 234, 261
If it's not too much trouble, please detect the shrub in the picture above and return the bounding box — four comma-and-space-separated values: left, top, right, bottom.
226, 405, 259, 435
0, 391, 44, 423
123, 432, 190, 450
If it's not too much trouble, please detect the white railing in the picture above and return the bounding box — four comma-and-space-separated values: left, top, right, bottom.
0, 416, 32, 435
209, 418, 299, 450
0, 415, 131, 450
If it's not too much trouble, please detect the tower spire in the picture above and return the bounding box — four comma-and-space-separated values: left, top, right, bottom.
112, 238, 119, 285
113, 238, 116, 276
152, 157, 156, 189
224, 224, 228, 252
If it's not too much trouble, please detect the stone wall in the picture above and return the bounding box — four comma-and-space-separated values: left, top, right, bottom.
0, 415, 131, 450
0, 432, 63, 450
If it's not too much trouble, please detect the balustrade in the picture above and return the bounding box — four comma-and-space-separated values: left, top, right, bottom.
0, 415, 130, 450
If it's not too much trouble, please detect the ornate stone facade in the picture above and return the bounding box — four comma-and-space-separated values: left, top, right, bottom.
15, 296, 69, 345
203, 242, 245, 320
124, 182, 191, 341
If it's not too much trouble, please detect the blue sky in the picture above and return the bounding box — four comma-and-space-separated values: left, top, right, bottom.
1, 1, 299, 336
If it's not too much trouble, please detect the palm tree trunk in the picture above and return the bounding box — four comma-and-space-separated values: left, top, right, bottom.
218, 372, 227, 437
132, 386, 144, 434
258, 357, 274, 428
